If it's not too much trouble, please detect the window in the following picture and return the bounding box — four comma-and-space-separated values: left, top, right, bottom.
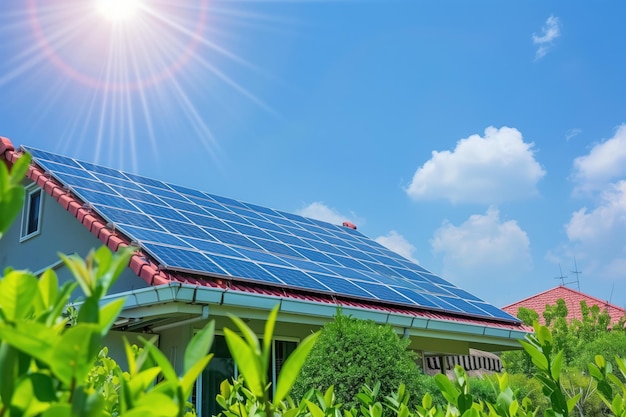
20, 185, 43, 241
195, 335, 298, 417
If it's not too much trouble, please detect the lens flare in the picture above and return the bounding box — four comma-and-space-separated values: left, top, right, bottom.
2, 0, 280, 171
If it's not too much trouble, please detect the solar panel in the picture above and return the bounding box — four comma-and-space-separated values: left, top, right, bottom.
24, 145, 520, 323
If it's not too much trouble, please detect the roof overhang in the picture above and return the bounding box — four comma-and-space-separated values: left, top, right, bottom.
97, 282, 528, 353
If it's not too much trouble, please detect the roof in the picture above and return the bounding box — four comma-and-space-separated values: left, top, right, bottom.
1, 138, 526, 335
502, 285, 626, 324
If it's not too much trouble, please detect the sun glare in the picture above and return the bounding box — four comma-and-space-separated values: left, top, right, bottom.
97, 0, 142, 21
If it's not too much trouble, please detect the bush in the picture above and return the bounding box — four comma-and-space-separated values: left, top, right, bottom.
291, 312, 423, 409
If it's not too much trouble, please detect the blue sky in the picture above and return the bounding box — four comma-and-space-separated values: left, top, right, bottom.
2, 0, 626, 309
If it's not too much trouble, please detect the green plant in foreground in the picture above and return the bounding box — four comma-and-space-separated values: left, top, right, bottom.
0, 152, 30, 239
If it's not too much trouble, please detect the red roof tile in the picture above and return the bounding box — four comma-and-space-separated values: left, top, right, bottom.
502, 285, 625, 324
1, 140, 526, 332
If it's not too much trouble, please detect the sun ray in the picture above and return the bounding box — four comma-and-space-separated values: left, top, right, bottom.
2, 0, 305, 170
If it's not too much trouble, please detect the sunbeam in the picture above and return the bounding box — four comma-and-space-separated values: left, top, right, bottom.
1, 0, 288, 171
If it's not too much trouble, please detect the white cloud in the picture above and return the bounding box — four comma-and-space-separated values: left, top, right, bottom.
296, 201, 350, 226
566, 128, 582, 141
572, 125, 626, 194
533, 15, 561, 60
375, 231, 418, 262
431, 208, 532, 304
405, 126, 545, 204
565, 182, 626, 275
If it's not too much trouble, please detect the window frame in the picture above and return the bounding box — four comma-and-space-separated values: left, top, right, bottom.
19, 184, 43, 242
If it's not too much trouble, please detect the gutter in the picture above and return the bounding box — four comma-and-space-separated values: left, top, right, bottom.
99, 282, 529, 344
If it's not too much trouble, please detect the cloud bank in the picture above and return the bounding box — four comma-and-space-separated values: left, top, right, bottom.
406, 126, 545, 204
572, 124, 626, 194
560, 125, 626, 287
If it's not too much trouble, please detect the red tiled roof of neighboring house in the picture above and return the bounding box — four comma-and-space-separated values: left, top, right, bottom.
0, 138, 525, 332
502, 285, 626, 324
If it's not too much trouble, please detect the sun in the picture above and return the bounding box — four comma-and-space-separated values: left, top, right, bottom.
96, 0, 143, 22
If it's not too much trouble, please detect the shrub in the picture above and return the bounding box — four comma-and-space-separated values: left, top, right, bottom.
291, 312, 423, 410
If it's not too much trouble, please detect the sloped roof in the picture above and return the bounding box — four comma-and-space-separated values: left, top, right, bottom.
502, 285, 626, 324
1, 137, 525, 334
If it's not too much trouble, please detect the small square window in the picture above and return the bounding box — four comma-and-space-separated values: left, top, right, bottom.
20, 185, 43, 241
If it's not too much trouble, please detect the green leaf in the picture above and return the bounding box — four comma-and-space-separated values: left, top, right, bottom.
0, 270, 38, 321
263, 305, 279, 371
9, 152, 31, 187
71, 386, 105, 417
139, 336, 178, 382
224, 327, 264, 397
566, 394, 581, 414
184, 320, 214, 374
97, 298, 126, 336
551, 350, 564, 381
35, 269, 58, 313
458, 394, 474, 414
42, 404, 72, 417
227, 314, 261, 354
78, 297, 100, 324
29, 373, 56, 402
59, 253, 93, 297
51, 324, 101, 385
97, 245, 134, 294
127, 367, 162, 396
180, 354, 213, 397
0, 343, 18, 403
306, 399, 325, 417
133, 392, 179, 416
0, 321, 56, 363
273, 331, 319, 406
434, 374, 459, 405
520, 340, 548, 371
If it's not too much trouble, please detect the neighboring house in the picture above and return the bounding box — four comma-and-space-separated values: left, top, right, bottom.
502, 285, 626, 325
0, 138, 528, 416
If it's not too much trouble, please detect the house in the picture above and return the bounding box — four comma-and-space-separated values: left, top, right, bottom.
502, 285, 626, 325
0, 138, 528, 415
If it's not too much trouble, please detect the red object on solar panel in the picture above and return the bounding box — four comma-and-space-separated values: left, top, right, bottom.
342, 221, 357, 230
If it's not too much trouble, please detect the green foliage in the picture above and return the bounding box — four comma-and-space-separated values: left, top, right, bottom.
571, 331, 626, 381
291, 312, 423, 411
220, 305, 319, 415
0, 152, 30, 239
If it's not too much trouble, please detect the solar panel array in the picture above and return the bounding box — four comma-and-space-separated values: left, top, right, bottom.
24, 146, 519, 323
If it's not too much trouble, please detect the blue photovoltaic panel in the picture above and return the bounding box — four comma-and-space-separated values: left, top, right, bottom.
97, 206, 164, 230
155, 218, 213, 240
118, 225, 192, 247
78, 160, 129, 179
208, 255, 282, 284
232, 247, 292, 267
23, 145, 520, 323
142, 243, 225, 274
132, 201, 189, 223
182, 212, 236, 231
261, 265, 328, 292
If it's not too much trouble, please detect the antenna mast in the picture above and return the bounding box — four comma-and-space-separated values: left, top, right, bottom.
554, 264, 567, 286
570, 257, 582, 291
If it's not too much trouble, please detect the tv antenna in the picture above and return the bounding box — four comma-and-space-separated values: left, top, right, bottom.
570, 257, 582, 291
554, 264, 568, 286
